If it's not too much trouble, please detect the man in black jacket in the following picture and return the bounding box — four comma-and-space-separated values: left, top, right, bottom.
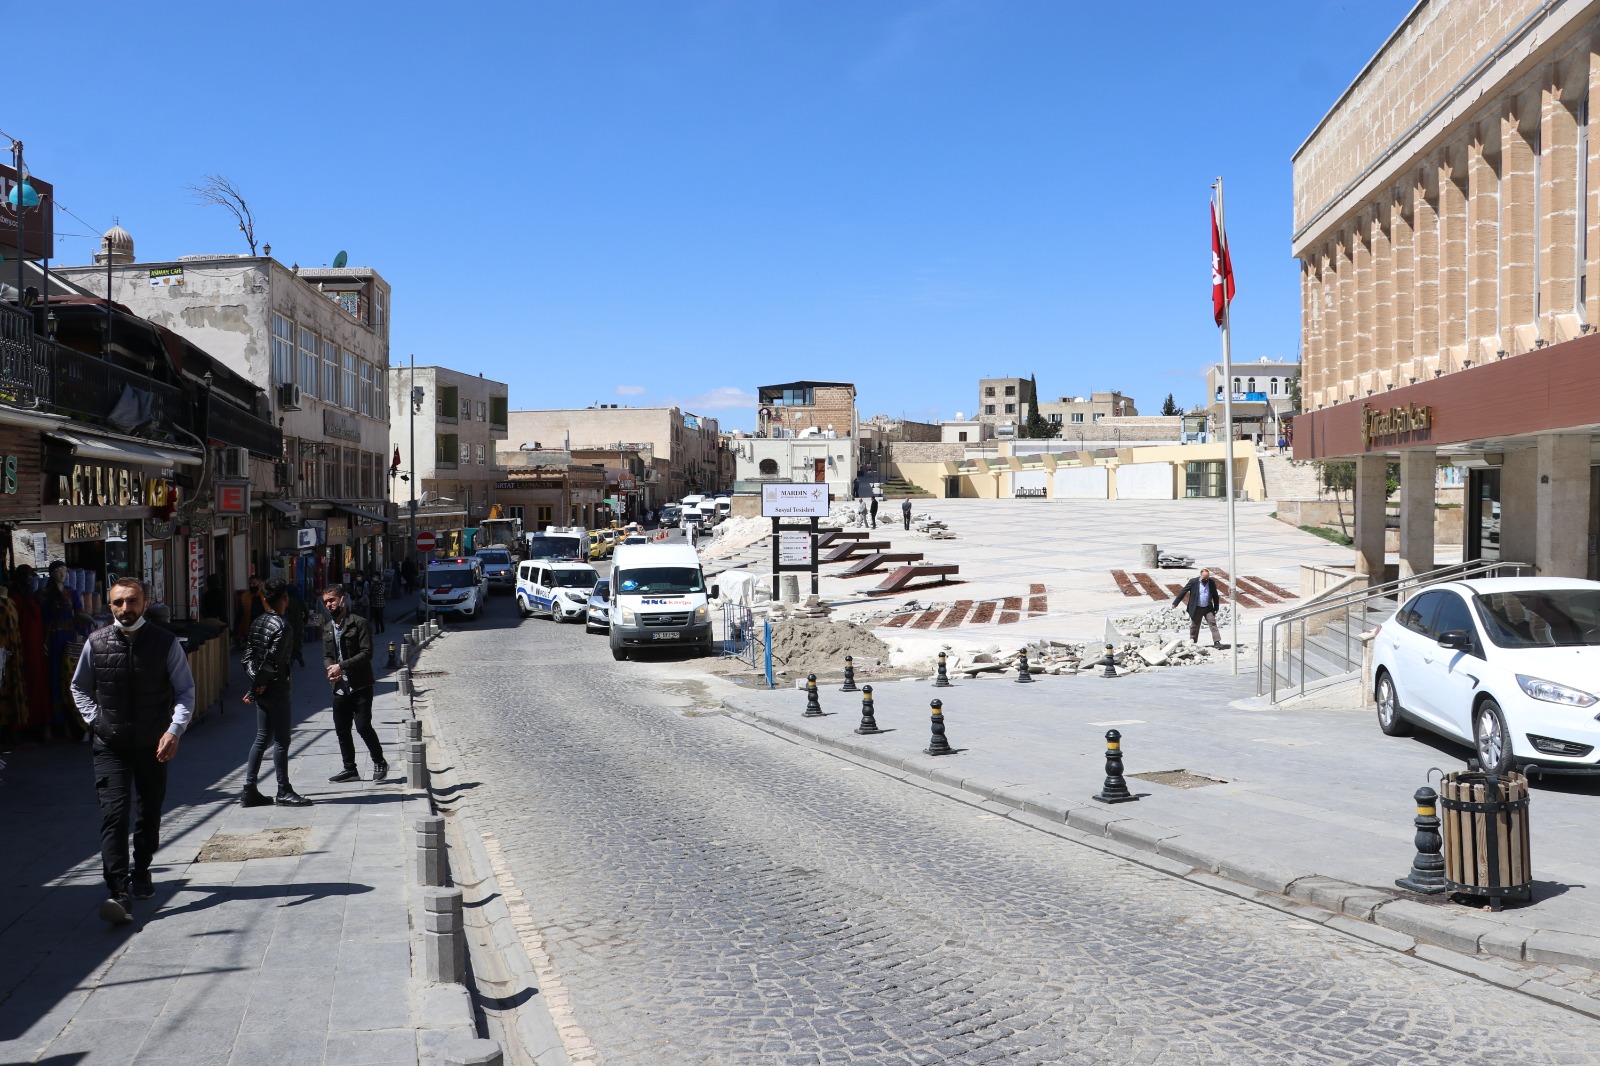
321, 584, 387, 783
1172, 568, 1224, 648
70, 577, 196, 924
241, 579, 312, 808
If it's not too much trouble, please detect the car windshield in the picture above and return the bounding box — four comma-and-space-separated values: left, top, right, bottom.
615, 566, 704, 595
592, 580, 610, 598
553, 569, 598, 589
1474, 589, 1600, 648
526, 537, 582, 561
476, 551, 511, 565
428, 568, 474, 589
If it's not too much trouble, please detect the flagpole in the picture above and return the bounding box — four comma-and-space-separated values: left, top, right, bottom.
1214, 176, 1239, 676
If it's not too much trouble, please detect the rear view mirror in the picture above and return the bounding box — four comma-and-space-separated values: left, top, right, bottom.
1437, 630, 1470, 651
710, 585, 720, 600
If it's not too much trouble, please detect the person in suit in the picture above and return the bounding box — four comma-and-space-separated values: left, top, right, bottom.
1172, 568, 1223, 648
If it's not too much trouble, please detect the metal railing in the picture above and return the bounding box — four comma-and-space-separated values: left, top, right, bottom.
1256, 559, 1534, 703
720, 602, 760, 668
52, 341, 183, 432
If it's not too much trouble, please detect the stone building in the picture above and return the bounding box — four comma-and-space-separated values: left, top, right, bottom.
388, 365, 508, 556
975, 377, 1035, 430
504, 405, 720, 501
756, 381, 857, 439
1204, 360, 1298, 443
1290, 0, 1600, 581
1034, 390, 1138, 430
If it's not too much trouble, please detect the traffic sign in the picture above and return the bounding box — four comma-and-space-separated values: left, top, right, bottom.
761, 482, 830, 518
415, 531, 437, 552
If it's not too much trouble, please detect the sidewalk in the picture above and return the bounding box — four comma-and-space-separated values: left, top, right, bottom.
0, 597, 459, 1066
707, 660, 1600, 986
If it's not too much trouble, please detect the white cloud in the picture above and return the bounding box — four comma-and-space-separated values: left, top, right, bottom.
681, 386, 759, 411
615, 385, 646, 396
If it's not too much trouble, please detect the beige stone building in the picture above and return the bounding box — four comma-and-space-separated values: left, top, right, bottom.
388, 365, 507, 553
503, 406, 721, 501
1035, 390, 1138, 431
1293, 0, 1600, 581
757, 381, 857, 438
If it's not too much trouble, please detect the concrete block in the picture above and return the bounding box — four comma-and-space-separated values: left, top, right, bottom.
1065, 805, 1134, 837
1523, 929, 1600, 970
1324, 914, 1416, 952
1337, 888, 1401, 921
1371, 899, 1500, 956
1477, 924, 1529, 962
1411, 943, 1529, 990
1521, 979, 1600, 1020
1154, 836, 1226, 875
1105, 818, 1179, 852
1214, 855, 1302, 895
1287, 875, 1359, 909
445, 1035, 505, 1066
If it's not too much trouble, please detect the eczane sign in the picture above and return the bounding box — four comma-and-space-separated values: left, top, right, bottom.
761, 482, 830, 518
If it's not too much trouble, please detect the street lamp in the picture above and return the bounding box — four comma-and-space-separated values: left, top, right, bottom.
7, 140, 39, 311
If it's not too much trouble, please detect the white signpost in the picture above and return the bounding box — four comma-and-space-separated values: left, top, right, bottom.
761, 482, 830, 518
763, 482, 829, 596
778, 530, 814, 567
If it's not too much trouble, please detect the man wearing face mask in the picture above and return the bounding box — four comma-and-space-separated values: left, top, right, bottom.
322, 584, 385, 782
70, 577, 194, 925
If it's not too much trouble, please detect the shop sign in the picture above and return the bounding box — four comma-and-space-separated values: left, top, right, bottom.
53, 463, 178, 509
1361, 403, 1433, 449
0, 455, 15, 494
495, 481, 516, 491
1014, 487, 1047, 498
65, 521, 103, 542
778, 530, 813, 566
215, 480, 250, 516
143, 517, 175, 540
149, 266, 184, 287
323, 409, 362, 443
188, 537, 203, 619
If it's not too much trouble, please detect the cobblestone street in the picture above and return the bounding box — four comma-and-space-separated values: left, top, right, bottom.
421, 599, 1600, 1065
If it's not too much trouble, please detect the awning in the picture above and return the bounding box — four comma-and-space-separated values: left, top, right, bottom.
334, 503, 389, 525
409, 510, 467, 522
263, 499, 301, 518
48, 431, 203, 469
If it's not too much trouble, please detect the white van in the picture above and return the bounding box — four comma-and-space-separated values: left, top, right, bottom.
515, 559, 599, 621
608, 541, 716, 660
425, 557, 489, 621
713, 496, 732, 521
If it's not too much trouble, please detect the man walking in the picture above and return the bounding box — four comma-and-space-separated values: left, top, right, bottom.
901, 498, 913, 531
1172, 567, 1224, 648
857, 497, 868, 527
240, 579, 312, 809
71, 577, 195, 925
322, 584, 386, 783
869, 496, 878, 529
369, 570, 388, 634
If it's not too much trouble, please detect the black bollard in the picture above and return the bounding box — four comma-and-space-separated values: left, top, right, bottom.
841, 655, 858, 693
1394, 785, 1447, 894
924, 698, 954, 756
855, 685, 882, 735
1100, 643, 1119, 678
934, 651, 951, 688
803, 674, 823, 717
1015, 649, 1035, 684
1092, 728, 1137, 803
386, 641, 399, 670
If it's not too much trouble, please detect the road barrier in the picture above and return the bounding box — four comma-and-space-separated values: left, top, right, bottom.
1099, 643, 1119, 678
840, 655, 857, 692
1015, 649, 1035, 684
423, 887, 466, 984
414, 816, 446, 887
803, 674, 823, 717
1395, 785, 1446, 894
934, 652, 951, 689
444, 1036, 504, 1066
855, 685, 881, 735
1093, 729, 1136, 803
925, 699, 954, 756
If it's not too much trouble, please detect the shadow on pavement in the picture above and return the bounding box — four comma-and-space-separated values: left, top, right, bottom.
154, 880, 375, 919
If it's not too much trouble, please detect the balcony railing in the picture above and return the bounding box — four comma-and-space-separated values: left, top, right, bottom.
0, 305, 48, 407
52, 342, 182, 434
206, 391, 282, 458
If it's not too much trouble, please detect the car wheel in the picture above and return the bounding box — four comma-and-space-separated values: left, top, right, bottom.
1374, 671, 1412, 737
516, 597, 530, 618
1474, 697, 1514, 774
611, 643, 628, 661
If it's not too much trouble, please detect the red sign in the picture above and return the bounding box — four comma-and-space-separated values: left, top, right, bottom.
215, 480, 250, 516
415, 531, 437, 552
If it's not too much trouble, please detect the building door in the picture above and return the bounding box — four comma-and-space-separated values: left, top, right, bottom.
813, 458, 826, 483
945, 476, 961, 498
1184, 461, 1224, 498
1467, 468, 1501, 563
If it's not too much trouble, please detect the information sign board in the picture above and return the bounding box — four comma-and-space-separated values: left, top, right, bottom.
761, 482, 830, 518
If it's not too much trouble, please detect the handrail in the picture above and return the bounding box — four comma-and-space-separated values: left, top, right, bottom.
1256, 559, 1533, 700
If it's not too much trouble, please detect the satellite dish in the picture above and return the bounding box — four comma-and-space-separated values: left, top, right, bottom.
954, 411, 964, 421
331, 250, 348, 268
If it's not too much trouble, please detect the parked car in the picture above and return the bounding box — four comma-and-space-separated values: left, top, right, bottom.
474, 547, 515, 592
1371, 577, 1600, 774
516, 559, 599, 622
586, 579, 611, 633
608, 540, 716, 660
424, 557, 489, 621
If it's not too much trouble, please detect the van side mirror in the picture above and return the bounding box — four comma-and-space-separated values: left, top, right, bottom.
1436, 630, 1470, 651
710, 585, 720, 600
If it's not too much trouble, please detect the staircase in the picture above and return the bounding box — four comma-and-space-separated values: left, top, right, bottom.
880, 476, 934, 499
1282, 594, 1398, 694
1258, 453, 1324, 503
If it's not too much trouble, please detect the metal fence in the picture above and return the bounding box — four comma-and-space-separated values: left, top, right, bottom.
720, 603, 760, 668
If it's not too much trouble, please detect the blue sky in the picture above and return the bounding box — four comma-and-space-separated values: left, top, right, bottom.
26, 0, 1411, 429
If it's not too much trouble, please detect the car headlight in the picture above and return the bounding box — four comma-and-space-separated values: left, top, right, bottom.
693, 603, 709, 622
1516, 674, 1598, 707
565, 591, 586, 603
619, 607, 636, 625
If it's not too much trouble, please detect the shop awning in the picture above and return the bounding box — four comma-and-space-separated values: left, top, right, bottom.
334, 503, 390, 525
48, 431, 202, 469
263, 499, 301, 518
409, 510, 467, 522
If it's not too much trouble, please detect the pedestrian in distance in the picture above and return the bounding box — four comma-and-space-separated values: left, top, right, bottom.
1172, 567, 1224, 648
400, 556, 418, 594
902, 498, 913, 531
369, 570, 388, 634
70, 577, 195, 925
240, 578, 312, 809
284, 583, 308, 667
322, 584, 387, 784
869, 496, 878, 529
1277, 434, 1287, 456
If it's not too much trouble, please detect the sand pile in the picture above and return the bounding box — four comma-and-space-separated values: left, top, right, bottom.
702, 516, 771, 560
767, 617, 891, 676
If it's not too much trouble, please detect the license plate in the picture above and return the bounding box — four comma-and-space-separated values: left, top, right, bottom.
652, 632, 680, 640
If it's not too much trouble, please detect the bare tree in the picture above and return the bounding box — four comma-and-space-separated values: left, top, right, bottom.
187, 174, 258, 255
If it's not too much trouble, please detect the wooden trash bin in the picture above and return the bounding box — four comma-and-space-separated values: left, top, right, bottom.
1439, 769, 1531, 910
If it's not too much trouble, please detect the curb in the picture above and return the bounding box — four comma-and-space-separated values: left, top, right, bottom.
716, 694, 1600, 1020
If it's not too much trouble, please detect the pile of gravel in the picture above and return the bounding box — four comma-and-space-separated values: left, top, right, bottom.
767, 618, 890, 676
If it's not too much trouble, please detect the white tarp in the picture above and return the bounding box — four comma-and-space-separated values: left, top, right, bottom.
1053, 465, 1108, 499
1117, 462, 1176, 500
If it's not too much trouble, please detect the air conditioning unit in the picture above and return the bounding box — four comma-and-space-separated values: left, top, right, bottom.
278, 383, 302, 411
222, 447, 251, 477
273, 461, 294, 488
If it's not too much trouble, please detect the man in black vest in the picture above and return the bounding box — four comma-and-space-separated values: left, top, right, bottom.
1172, 567, 1224, 648
241, 578, 313, 809
70, 577, 195, 925
321, 584, 386, 782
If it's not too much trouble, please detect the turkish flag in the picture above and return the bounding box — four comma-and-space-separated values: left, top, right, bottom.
390, 445, 401, 471
1211, 202, 1235, 327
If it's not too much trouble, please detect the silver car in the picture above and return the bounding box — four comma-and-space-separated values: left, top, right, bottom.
475, 548, 514, 592
586, 579, 611, 633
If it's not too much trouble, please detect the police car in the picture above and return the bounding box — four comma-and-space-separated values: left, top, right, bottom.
516, 559, 600, 622
425, 557, 489, 620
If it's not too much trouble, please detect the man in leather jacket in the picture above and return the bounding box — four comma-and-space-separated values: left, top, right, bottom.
321, 584, 386, 783
240, 578, 312, 808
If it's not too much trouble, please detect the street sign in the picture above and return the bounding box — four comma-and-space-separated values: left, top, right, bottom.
778, 530, 813, 566
761, 482, 830, 518
415, 531, 437, 552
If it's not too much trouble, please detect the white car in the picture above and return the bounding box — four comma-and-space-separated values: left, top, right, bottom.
516, 560, 599, 622
1371, 577, 1600, 775
425, 558, 489, 621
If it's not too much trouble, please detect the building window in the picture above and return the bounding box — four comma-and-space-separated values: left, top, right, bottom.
461, 398, 471, 421
1246, 377, 1256, 393
984, 404, 995, 415
435, 434, 457, 467
359, 363, 373, 416
1270, 378, 1279, 395
342, 352, 358, 411
1232, 377, 1241, 392
1071, 413, 1084, 423
459, 442, 471, 465
536, 505, 553, 528
476, 444, 486, 465
325, 450, 340, 496
271, 315, 294, 387
323, 340, 340, 406
297, 326, 319, 399
376, 287, 387, 337
1004, 403, 1015, 414
1093, 413, 1104, 421
507, 505, 524, 521
476, 401, 487, 422
759, 458, 779, 475
437, 385, 459, 422
1004, 384, 1016, 396
344, 448, 358, 499
375, 368, 386, 420
984, 386, 995, 397
1049, 413, 1063, 423
957, 432, 968, 442
489, 396, 508, 427
359, 452, 373, 500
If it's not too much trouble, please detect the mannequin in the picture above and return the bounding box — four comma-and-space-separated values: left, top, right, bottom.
38, 561, 89, 739
10, 565, 49, 740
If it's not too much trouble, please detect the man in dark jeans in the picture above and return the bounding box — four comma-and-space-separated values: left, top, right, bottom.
240, 579, 312, 809
70, 577, 195, 925
322, 584, 386, 783
902, 498, 913, 530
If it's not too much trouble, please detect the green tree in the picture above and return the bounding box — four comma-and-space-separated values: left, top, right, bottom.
1288, 372, 1302, 413
1020, 374, 1059, 438
1160, 393, 1180, 416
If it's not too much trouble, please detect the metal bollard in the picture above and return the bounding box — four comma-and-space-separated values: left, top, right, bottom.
1092, 729, 1137, 803
924, 698, 954, 756
803, 674, 823, 717
1394, 785, 1447, 894
840, 655, 857, 693
414, 815, 446, 887
386, 641, 399, 669
422, 887, 465, 984
444, 1035, 504, 1066
1014, 649, 1035, 684
1100, 643, 1119, 678
855, 685, 881, 735
407, 739, 429, 792
933, 651, 951, 688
